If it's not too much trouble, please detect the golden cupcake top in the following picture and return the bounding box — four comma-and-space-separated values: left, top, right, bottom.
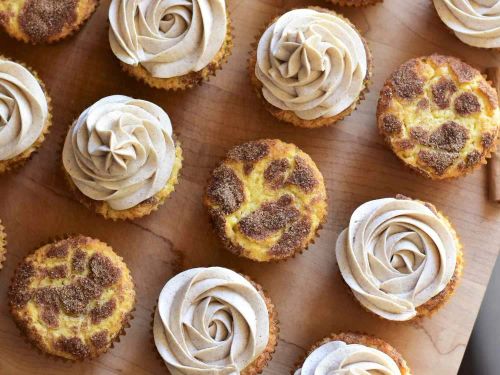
336, 195, 462, 321
204, 139, 327, 262
377, 54, 500, 179
0, 0, 99, 43
8, 236, 135, 360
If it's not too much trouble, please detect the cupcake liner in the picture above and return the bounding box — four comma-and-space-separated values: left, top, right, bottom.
1, 0, 100, 44
8, 234, 136, 361
150, 271, 279, 374
0, 220, 6, 270
59, 119, 183, 220
0, 56, 53, 174
292, 332, 411, 375
119, 6, 234, 91
248, 6, 373, 129
326, 0, 383, 7
337, 195, 464, 323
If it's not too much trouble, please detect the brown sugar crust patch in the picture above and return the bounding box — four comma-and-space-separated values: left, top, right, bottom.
376, 54, 500, 179
204, 139, 328, 262
227, 140, 270, 174
293, 332, 411, 375
248, 7, 373, 128
8, 235, 135, 360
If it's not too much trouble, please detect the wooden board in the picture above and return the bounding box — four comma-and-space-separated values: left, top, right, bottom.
0, 0, 499, 374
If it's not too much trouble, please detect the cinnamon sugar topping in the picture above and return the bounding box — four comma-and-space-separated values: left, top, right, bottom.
391, 60, 424, 100
227, 141, 270, 174
56, 337, 90, 359
381, 114, 403, 135
269, 216, 312, 257
90, 299, 117, 324
264, 158, 290, 189
287, 156, 318, 192
89, 254, 121, 287
206, 165, 244, 214
418, 150, 458, 175
431, 77, 457, 109
454, 93, 481, 115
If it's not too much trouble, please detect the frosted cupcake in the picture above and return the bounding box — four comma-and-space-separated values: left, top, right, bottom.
0, 56, 51, 173
108, 0, 233, 90
335, 195, 463, 321
250, 7, 372, 128
62, 95, 182, 220
153, 267, 279, 374
433, 0, 500, 49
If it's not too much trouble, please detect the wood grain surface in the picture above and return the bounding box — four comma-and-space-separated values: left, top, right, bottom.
0, 0, 499, 374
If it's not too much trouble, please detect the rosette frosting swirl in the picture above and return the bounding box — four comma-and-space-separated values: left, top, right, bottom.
0, 58, 48, 160
294, 341, 401, 375
62, 95, 176, 211
153, 267, 270, 375
434, 0, 500, 48
109, 0, 227, 78
255, 9, 368, 120
336, 198, 458, 321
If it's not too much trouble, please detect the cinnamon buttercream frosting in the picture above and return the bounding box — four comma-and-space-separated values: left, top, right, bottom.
0, 58, 48, 161
434, 0, 500, 48
109, 0, 228, 78
62, 95, 176, 211
294, 340, 401, 375
153, 267, 270, 374
254, 8, 368, 120
336, 198, 458, 321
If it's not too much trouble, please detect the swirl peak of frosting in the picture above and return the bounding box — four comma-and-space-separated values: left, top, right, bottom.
255, 8, 368, 120
336, 197, 458, 321
62, 95, 176, 211
295, 340, 402, 375
153, 267, 270, 374
434, 0, 500, 48
109, 0, 227, 78
0, 58, 48, 161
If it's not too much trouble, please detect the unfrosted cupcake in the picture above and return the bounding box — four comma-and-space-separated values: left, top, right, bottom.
8, 236, 136, 360
153, 267, 278, 375
0, 56, 51, 173
250, 7, 372, 128
62, 95, 182, 220
0, 220, 6, 270
204, 139, 328, 262
294, 332, 411, 374
0, 0, 99, 43
108, 0, 233, 90
326, 0, 383, 6
335, 195, 463, 321
433, 0, 500, 49
377, 54, 500, 179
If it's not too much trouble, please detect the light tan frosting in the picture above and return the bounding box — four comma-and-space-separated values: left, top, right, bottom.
109, 0, 227, 78
255, 8, 368, 121
153, 267, 270, 375
62, 95, 176, 211
0, 58, 48, 160
294, 340, 401, 375
336, 198, 457, 321
434, 0, 500, 48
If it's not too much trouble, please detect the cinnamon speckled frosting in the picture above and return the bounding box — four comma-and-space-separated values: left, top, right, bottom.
0, 58, 48, 160
109, 0, 227, 78
62, 95, 176, 211
294, 340, 401, 375
434, 0, 500, 48
336, 198, 458, 321
153, 267, 270, 374
255, 8, 368, 120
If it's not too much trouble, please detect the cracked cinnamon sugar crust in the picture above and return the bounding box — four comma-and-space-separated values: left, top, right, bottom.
204, 139, 328, 262
8, 236, 135, 360
377, 54, 500, 179
0, 0, 99, 44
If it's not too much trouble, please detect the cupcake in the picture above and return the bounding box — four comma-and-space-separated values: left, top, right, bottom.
249, 7, 372, 128
433, 0, 500, 49
335, 195, 463, 322
0, 0, 99, 43
0, 56, 51, 173
108, 0, 233, 90
62, 95, 182, 220
326, 0, 383, 6
8, 235, 136, 360
294, 332, 411, 374
153, 267, 278, 375
377, 54, 500, 179
0, 220, 6, 270
204, 139, 328, 262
